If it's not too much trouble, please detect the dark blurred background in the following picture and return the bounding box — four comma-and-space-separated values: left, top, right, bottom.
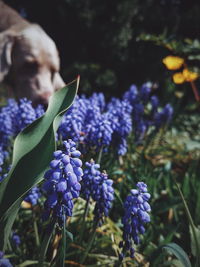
4, 0, 200, 97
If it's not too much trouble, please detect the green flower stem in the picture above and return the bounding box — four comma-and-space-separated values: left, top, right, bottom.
174, 178, 200, 266
190, 81, 200, 102
79, 197, 90, 243
33, 211, 40, 247
81, 222, 98, 264
83, 197, 90, 219
97, 146, 103, 164
38, 222, 55, 267
60, 206, 66, 267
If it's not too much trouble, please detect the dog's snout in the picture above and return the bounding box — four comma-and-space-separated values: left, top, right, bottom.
37, 91, 52, 105
42, 91, 52, 99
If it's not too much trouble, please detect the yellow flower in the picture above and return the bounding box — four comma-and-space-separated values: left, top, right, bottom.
163, 56, 184, 70
172, 72, 185, 84
182, 68, 199, 82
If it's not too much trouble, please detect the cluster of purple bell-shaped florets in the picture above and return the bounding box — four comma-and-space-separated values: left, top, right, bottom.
0, 251, 13, 267
24, 186, 41, 206
123, 83, 173, 142
0, 98, 44, 176
119, 182, 151, 260
12, 232, 21, 247
81, 160, 114, 225
42, 139, 83, 227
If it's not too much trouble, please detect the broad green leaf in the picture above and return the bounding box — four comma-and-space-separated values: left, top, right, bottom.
66, 229, 73, 242
174, 180, 200, 266
188, 55, 200, 60
163, 259, 186, 267
0, 77, 79, 250
162, 243, 192, 267
189, 225, 200, 257
17, 260, 39, 267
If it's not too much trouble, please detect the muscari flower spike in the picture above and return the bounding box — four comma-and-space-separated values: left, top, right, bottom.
24, 186, 41, 206
154, 103, 173, 128
0, 251, 13, 267
150, 95, 159, 112
107, 98, 132, 155
85, 112, 113, 150
123, 84, 139, 105
14, 98, 44, 133
90, 92, 106, 112
58, 96, 88, 142
140, 83, 151, 103
42, 139, 83, 227
119, 182, 151, 260
0, 98, 44, 161
81, 160, 114, 225
12, 233, 21, 247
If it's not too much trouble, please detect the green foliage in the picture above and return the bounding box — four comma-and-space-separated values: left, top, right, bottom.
190, 225, 200, 258
162, 243, 191, 267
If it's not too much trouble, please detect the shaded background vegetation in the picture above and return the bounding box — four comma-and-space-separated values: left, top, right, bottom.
5, 0, 200, 97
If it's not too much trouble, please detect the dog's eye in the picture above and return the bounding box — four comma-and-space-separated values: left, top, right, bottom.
22, 61, 38, 73
51, 70, 55, 81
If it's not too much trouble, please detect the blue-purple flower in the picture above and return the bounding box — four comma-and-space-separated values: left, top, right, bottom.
12, 233, 21, 247
24, 186, 41, 206
140, 83, 151, 103
119, 182, 151, 259
123, 84, 173, 142
58, 96, 88, 142
81, 160, 114, 225
107, 98, 132, 155
0, 98, 44, 156
0, 251, 13, 267
154, 103, 173, 128
150, 95, 159, 112
42, 139, 83, 226
13, 98, 44, 133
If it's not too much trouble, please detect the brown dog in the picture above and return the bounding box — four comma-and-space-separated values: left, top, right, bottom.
0, 1, 65, 105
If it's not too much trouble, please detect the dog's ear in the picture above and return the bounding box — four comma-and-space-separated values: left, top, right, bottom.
0, 30, 15, 82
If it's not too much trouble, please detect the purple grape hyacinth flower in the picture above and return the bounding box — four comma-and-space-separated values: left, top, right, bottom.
119, 182, 151, 259
24, 186, 41, 206
42, 139, 83, 227
140, 83, 151, 103
0, 98, 44, 160
81, 160, 114, 225
0, 251, 13, 267
12, 233, 21, 247
154, 103, 173, 128
107, 99, 132, 155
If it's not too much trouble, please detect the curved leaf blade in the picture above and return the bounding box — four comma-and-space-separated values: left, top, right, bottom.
162, 243, 192, 267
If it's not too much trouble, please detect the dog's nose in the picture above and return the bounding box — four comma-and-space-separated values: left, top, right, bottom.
39, 91, 52, 105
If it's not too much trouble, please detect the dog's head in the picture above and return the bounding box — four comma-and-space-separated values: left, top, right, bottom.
0, 24, 65, 105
